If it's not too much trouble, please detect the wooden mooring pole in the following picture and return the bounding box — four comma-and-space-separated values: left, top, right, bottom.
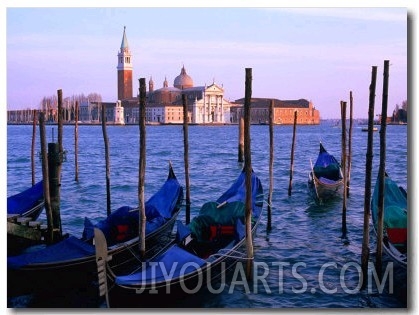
48, 89, 64, 242
101, 103, 111, 217
376, 60, 390, 278
361, 66, 377, 289
31, 109, 37, 186
288, 110, 297, 196
267, 100, 274, 231
244, 68, 253, 280
238, 116, 244, 163
39, 112, 53, 243
57, 89, 63, 173
74, 101, 79, 182
101, 104, 111, 216
48, 142, 63, 242
182, 94, 191, 225
138, 78, 147, 259
340, 101, 347, 239
347, 92, 354, 196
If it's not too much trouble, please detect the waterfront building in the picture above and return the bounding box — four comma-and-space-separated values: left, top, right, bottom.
231, 98, 320, 125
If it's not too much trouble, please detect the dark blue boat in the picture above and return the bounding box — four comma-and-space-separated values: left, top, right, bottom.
308, 142, 343, 203
7, 180, 44, 220
7, 164, 183, 297
96, 169, 264, 307
7, 181, 45, 254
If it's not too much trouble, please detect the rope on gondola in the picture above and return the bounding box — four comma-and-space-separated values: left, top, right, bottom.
209, 248, 253, 260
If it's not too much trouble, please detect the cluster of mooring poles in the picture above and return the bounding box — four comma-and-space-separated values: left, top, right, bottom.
359, 60, 390, 287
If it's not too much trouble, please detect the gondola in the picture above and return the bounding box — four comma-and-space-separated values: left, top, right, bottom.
7, 180, 45, 253
7, 164, 183, 297
7, 180, 44, 220
308, 142, 343, 203
371, 173, 407, 269
95, 168, 264, 307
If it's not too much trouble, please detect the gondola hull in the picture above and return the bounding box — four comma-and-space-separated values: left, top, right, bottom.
308, 171, 344, 203
7, 211, 180, 297
8, 165, 183, 298
7, 181, 45, 253
308, 142, 343, 203
99, 169, 264, 308
107, 214, 262, 307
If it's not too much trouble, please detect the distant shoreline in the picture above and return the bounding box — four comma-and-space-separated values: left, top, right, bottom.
6, 122, 320, 126
7, 121, 407, 126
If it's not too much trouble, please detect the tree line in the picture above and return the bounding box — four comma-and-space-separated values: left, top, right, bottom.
39, 92, 102, 122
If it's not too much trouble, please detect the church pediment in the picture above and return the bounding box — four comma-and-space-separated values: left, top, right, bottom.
205, 83, 224, 94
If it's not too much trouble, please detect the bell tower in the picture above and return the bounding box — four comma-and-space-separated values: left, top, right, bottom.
117, 26, 133, 100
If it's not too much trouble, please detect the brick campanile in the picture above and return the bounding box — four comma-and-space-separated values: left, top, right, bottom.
117, 26, 133, 100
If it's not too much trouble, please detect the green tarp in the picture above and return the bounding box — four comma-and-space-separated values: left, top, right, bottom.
372, 176, 407, 229
189, 201, 245, 242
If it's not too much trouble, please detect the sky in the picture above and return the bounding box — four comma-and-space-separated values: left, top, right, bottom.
4, 5, 409, 119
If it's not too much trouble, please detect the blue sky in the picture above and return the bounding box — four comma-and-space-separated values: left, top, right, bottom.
4, 6, 408, 119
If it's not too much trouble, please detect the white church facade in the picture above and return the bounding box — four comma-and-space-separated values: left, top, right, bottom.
116, 27, 233, 124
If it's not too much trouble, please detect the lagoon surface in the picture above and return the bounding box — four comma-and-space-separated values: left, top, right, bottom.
7, 122, 408, 308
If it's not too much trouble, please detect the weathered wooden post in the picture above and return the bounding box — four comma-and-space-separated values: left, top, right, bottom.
48, 141, 63, 241
57, 89, 63, 171
101, 103, 111, 217
361, 66, 377, 289
74, 101, 79, 182
376, 60, 390, 278
267, 100, 274, 231
31, 109, 37, 185
288, 110, 297, 196
238, 116, 244, 162
182, 94, 191, 225
244, 68, 253, 280
341, 101, 347, 239
347, 91, 354, 195
39, 112, 53, 243
138, 78, 147, 259
47, 89, 64, 242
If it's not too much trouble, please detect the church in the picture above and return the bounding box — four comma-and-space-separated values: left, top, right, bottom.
114, 27, 233, 124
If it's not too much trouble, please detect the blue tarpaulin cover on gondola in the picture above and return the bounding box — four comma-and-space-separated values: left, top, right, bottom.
313, 143, 342, 181
82, 209, 167, 246
175, 220, 191, 242
216, 170, 263, 218
83, 176, 182, 245
8, 236, 95, 269
115, 245, 206, 286
7, 180, 44, 215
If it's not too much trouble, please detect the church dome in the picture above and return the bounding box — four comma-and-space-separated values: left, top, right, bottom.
174, 66, 193, 89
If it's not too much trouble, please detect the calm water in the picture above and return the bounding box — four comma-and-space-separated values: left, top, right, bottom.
7, 122, 408, 308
